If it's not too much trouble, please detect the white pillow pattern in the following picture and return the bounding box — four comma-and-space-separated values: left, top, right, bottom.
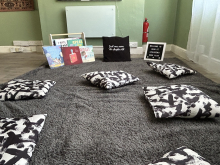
0, 114, 47, 165
143, 84, 220, 118
0, 79, 56, 101
147, 62, 196, 79
149, 146, 210, 165
81, 70, 139, 89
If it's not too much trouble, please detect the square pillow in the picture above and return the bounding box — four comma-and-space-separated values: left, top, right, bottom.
102, 36, 131, 62
0, 79, 56, 101
147, 62, 196, 79
81, 70, 139, 89
0, 114, 47, 165
143, 84, 220, 118
149, 146, 211, 165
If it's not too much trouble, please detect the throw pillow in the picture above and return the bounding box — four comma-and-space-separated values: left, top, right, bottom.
81, 70, 139, 89
143, 84, 220, 118
149, 146, 211, 165
0, 79, 56, 101
0, 114, 47, 165
102, 36, 131, 62
147, 62, 196, 79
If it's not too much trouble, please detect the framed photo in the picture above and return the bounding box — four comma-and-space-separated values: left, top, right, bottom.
144, 42, 166, 61
0, 0, 34, 12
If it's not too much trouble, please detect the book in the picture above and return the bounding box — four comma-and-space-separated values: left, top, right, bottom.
42, 46, 64, 69
79, 46, 95, 63
67, 39, 84, 47
61, 46, 83, 65
54, 38, 78, 47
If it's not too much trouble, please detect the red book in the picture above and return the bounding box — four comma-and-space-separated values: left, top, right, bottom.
62, 46, 83, 65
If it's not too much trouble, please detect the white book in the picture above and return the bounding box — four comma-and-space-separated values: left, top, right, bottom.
54, 38, 78, 47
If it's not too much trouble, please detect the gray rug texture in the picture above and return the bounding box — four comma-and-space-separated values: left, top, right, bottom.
1, 58, 220, 165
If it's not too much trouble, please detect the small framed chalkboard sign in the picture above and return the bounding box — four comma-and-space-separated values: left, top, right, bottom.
144, 42, 166, 61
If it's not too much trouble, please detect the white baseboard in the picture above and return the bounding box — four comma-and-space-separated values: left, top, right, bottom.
171, 45, 188, 60
0, 46, 43, 53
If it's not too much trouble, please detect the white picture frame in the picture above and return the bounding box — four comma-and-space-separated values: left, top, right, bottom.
144, 42, 166, 61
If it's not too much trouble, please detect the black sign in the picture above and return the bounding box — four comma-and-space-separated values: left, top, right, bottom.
144, 42, 166, 61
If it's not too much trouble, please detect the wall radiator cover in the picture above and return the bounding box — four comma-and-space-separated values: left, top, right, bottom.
66, 6, 115, 38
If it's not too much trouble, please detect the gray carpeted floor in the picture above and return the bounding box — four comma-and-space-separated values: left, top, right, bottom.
1, 58, 220, 165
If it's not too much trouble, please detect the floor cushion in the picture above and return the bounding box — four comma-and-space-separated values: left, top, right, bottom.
149, 146, 210, 165
147, 62, 196, 79
102, 36, 131, 62
0, 114, 47, 165
0, 79, 56, 101
81, 70, 139, 89
143, 84, 220, 118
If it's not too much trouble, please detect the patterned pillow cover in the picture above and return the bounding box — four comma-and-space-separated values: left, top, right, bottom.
81, 70, 139, 89
0, 114, 47, 165
143, 84, 220, 118
0, 79, 56, 101
147, 62, 196, 79
149, 146, 210, 165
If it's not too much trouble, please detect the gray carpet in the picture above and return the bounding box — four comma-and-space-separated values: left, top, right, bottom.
1, 58, 220, 165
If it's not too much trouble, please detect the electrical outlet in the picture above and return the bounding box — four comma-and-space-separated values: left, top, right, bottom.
129, 42, 138, 48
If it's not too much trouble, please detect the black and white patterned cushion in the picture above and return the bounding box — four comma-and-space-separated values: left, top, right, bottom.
149, 146, 210, 165
147, 62, 196, 79
0, 114, 47, 165
81, 70, 139, 89
143, 85, 220, 118
0, 79, 56, 101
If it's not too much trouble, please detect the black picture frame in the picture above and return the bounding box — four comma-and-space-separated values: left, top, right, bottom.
144, 42, 166, 61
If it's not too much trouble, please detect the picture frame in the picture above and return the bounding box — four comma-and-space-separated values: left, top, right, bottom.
0, 0, 34, 12
144, 42, 166, 61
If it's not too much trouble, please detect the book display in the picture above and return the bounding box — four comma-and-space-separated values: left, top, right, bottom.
45, 32, 95, 69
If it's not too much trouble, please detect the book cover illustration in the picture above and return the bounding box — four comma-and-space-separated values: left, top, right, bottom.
54, 38, 78, 47
62, 47, 83, 65
67, 39, 84, 47
79, 46, 95, 63
42, 46, 64, 69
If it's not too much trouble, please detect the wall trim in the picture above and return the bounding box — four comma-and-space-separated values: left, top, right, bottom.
171, 44, 188, 60
0, 46, 43, 53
